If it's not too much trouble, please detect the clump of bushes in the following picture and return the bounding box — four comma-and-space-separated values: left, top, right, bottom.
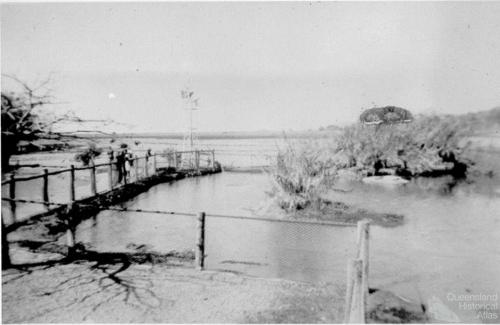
268, 140, 338, 212
332, 115, 473, 177
268, 114, 474, 215
75, 143, 102, 166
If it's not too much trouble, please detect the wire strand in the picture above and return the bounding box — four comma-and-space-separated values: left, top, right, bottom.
1, 197, 356, 227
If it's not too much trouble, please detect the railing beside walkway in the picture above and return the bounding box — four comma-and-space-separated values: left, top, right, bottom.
1, 149, 216, 221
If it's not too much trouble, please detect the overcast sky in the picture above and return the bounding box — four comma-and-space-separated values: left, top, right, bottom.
2, 2, 500, 133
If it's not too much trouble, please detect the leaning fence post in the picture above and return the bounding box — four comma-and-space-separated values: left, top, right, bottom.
145, 156, 149, 177
108, 159, 113, 191
2, 218, 11, 269
9, 174, 16, 220
90, 163, 97, 196
347, 258, 365, 323
195, 212, 206, 270
344, 258, 356, 323
43, 169, 49, 208
357, 219, 370, 308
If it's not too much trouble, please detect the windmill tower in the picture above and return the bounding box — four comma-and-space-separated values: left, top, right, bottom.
181, 87, 200, 152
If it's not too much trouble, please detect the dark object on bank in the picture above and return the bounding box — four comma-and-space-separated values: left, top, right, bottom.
367, 290, 428, 323
360, 106, 413, 125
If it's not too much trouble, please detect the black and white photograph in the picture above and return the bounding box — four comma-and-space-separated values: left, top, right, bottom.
1, 1, 499, 323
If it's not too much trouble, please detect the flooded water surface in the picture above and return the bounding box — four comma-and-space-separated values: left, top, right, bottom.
74, 168, 500, 321
4, 139, 500, 322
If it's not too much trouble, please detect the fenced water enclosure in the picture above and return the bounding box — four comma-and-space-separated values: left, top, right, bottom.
2, 138, 500, 323
72, 169, 500, 322
2, 143, 375, 321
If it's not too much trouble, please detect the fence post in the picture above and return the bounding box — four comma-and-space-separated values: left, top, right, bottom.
134, 157, 139, 181
43, 169, 49, 208
123, 161, 128, 185
344, 258, 356, 323
174, 151, 179, 170
2, 218, 11, 269
195, 212, 206, 270
9, 175, 16, 220
357, 219, 370, 308
108, 159, 113, 191
70, 165, 76, 202
168, 152, 173, 168
145, 156, 149, 178
195, 150, 200, 172
347, 258, 365, 323
90, 164, 97, 196
153, 154, 157, 174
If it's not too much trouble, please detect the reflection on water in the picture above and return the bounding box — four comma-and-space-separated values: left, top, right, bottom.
76, 169, 500, 322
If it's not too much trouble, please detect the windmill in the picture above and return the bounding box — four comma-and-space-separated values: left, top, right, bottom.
180, 87, 200, 152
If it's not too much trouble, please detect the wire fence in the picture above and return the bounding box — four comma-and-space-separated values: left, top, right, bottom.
1, 198, 356, 227
1, 195, 370, 323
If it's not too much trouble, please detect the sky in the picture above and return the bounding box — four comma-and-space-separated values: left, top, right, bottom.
2, 1, 500, 133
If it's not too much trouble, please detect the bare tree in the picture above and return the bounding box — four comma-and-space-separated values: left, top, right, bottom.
1, 74, 108, 171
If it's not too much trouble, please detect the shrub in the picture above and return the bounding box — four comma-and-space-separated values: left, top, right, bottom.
75, 144, 102, 166
268, 139, 338, 212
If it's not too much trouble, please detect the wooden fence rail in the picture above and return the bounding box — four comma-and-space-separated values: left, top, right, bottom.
2, 150, 216, 222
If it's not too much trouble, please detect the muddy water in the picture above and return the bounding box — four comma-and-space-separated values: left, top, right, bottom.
76, 166, 500, 322
76, 173, 358, 283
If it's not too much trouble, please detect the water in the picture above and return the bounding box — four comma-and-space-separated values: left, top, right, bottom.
4, 137, 500, 321
74, 168, 500, 322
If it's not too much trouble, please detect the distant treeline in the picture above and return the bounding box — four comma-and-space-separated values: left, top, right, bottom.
71, 106, 500, 140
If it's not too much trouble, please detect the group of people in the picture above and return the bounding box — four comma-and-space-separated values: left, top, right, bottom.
107, 147, 154, 184
108, 148, 134, 184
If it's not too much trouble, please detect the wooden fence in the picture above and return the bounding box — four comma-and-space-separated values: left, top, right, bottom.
1, 150, 216, 221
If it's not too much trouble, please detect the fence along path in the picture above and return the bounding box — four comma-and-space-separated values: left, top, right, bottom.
1, 150, 216, 224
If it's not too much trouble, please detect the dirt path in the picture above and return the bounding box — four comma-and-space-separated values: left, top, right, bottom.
2, 262, 345, 323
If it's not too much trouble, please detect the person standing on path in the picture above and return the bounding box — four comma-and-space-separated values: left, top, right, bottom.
116, 149, 126, 184
124, 149, 132, 179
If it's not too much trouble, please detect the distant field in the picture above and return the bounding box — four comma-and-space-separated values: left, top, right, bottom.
74, 129, 340, 140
